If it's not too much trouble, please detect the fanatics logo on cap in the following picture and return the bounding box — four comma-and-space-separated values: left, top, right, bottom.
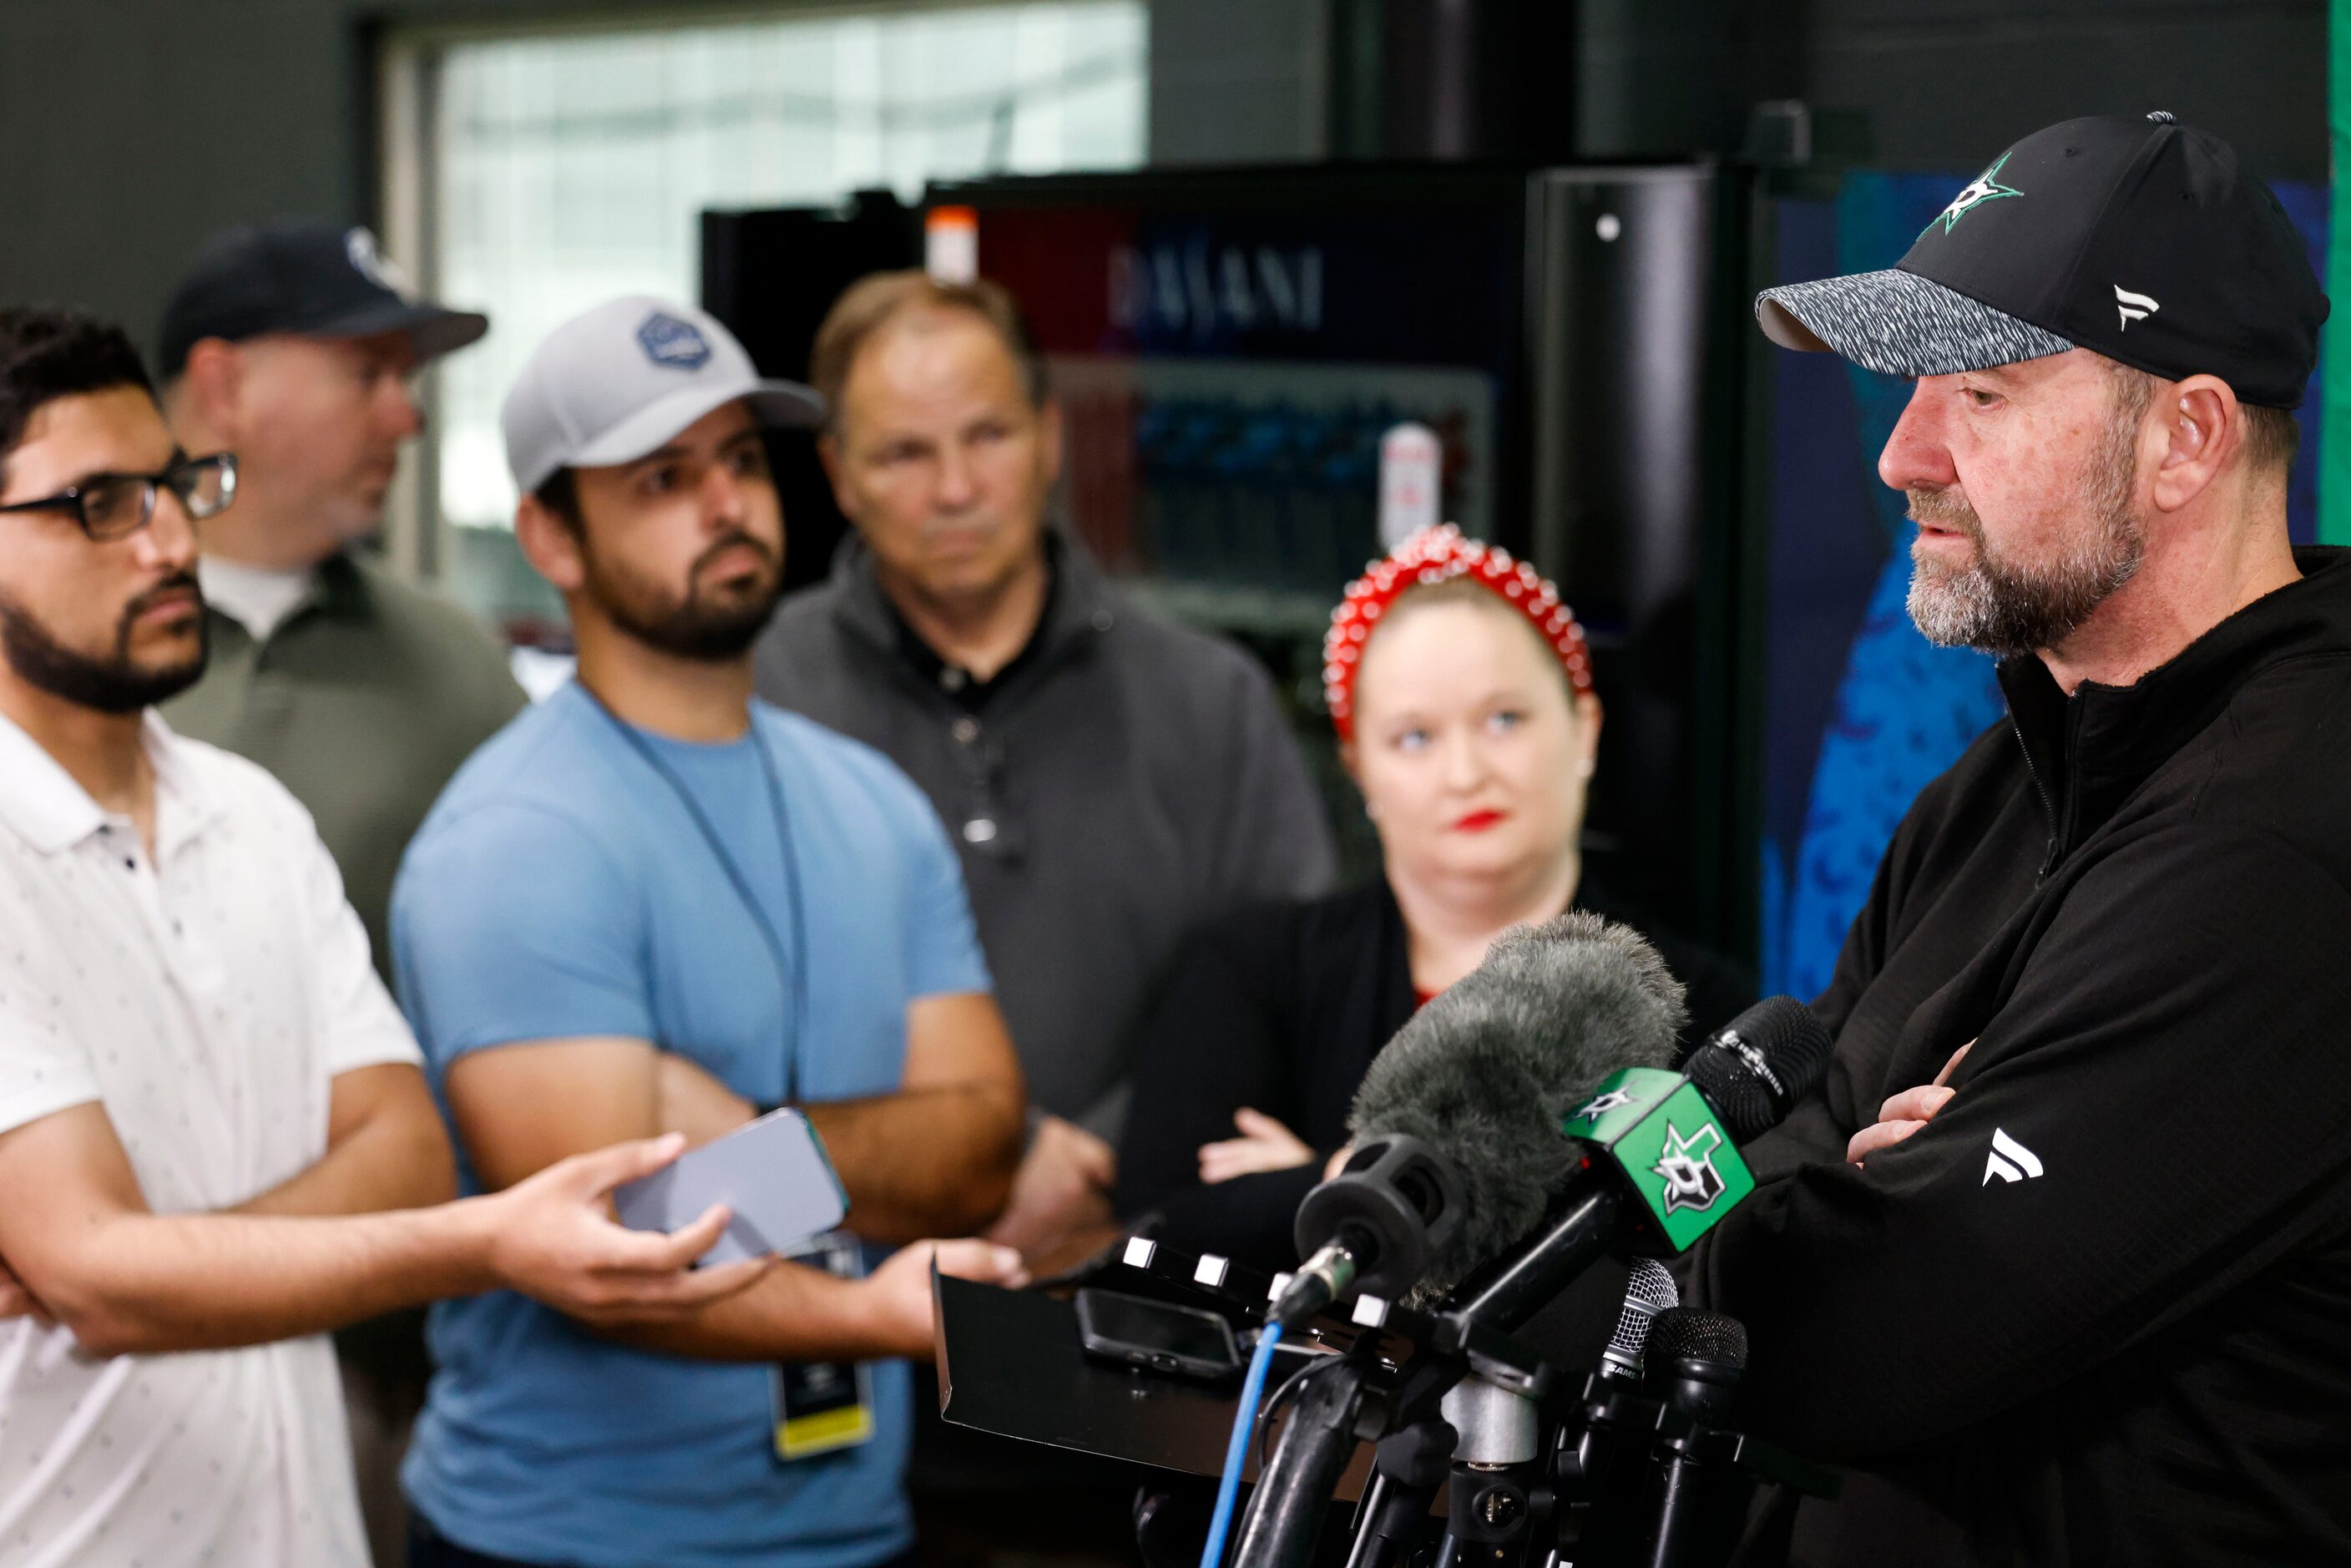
2114, 286, 2161, 331
637, 311, 713, 371
1924, 151, 2023, 238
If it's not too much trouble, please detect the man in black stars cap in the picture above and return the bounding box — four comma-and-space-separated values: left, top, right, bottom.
1676, 114, 2351, 1563
153, 220, 523, 1567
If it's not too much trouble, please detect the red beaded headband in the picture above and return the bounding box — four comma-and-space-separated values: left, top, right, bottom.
1323, 524, 1595, 743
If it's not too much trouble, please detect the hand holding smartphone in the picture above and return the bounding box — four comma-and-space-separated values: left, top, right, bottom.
614, 1107, 848, 1265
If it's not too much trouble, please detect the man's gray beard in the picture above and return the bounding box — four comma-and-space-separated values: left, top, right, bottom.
1904, 412, 2146, 660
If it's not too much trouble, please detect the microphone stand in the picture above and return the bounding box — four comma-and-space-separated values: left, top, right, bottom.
1430, 1375, 1552, 1568
1228, 1171, 1613, 1568
1102, 1219, 1834, 1568
1229, 1351, 1377, 1568
1343, 1421, 1457, 1568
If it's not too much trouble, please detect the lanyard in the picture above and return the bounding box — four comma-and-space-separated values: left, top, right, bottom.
581, 686, 808, 1105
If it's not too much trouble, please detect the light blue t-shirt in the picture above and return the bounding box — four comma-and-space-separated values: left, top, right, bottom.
391, 682, 991, 1568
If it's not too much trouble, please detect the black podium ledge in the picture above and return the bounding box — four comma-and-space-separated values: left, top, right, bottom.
933, 1267, 1374, 1499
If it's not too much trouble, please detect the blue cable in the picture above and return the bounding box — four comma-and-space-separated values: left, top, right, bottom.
1201, 1319, 1284, 1568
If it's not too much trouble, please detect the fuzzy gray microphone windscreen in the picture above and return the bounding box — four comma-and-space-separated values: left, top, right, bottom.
1346, 912, 1688, 1297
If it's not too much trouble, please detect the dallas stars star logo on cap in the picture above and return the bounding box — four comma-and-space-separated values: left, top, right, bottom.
1924, 151, 2022, 238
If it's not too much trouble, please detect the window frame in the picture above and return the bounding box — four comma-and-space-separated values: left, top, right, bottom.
373, 0, 1146, 588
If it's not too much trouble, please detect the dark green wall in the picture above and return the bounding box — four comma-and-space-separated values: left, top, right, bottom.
1577, 0, 2326, 181
0, 0, 1325, 346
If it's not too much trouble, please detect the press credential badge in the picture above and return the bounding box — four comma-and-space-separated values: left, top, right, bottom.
771, 1232, 877, 1460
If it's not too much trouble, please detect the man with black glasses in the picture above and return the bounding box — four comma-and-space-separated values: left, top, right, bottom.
0, 306, 757, 1568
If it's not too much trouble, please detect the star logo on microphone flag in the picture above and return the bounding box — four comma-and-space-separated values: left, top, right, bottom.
1651, 1121, 1730, 1216
1573, 1088, 1640, 1122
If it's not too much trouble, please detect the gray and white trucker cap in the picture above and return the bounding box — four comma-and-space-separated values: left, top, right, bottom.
502, 296, 823, 494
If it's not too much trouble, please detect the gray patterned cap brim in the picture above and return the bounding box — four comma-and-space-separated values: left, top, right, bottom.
1756, 268, 2075, 377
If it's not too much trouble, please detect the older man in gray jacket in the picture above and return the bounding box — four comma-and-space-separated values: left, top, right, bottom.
755, 271, 1334, 1259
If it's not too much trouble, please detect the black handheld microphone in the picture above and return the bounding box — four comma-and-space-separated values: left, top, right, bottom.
1559, 1261, 1682, 1565
1633, 1308, 1752, 1568
1643, 1308, 1747, 1423
1681, 995, 1832, 1142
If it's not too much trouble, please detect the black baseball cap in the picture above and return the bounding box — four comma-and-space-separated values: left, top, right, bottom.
1757, 112, 2328, 409
159, 220, 489, 377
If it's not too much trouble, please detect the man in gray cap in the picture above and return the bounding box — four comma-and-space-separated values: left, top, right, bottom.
1678, 114, 2351, 1562
389, 296, 1026, 1568
156, 219, 527, 1566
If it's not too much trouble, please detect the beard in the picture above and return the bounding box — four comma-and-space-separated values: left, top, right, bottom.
580, 529, 784, 662
1904, 392, 2148, 659
0, 573, 208, 714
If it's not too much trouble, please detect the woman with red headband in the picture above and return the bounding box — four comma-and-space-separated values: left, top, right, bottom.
1114, 526, 1751, 1267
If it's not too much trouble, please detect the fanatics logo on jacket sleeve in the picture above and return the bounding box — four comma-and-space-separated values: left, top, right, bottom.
1982, 1126, 2045, 1186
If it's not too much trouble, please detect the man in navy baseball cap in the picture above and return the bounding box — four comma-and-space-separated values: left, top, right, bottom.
156, 220, 518, 1566
1685, 115, 2351, 1564
159, 220, 488, 376
156, 212, 518, 973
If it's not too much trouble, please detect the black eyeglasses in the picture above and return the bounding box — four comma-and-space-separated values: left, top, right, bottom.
0, 452, 237, 542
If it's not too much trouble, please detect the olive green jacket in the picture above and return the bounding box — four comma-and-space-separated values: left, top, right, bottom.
164, 551, 526, 981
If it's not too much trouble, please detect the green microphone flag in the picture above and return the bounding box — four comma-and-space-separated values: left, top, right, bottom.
1560, 1067, 1757, 1252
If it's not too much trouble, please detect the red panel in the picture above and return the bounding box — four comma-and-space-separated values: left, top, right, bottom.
976, 207, 1140, 353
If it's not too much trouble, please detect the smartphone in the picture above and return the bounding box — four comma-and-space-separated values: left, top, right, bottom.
1074, 1287, 1245, 1381
614, 1107, 848, 1266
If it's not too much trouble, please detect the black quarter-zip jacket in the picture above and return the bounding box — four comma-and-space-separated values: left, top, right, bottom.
1692, 547, 2351, 1566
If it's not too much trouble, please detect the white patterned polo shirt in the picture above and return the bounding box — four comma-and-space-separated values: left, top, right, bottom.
0, 710, 422, 1567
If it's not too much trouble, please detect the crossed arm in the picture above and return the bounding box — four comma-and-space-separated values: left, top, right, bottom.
232, 1061, 457, 1217
1691, 825, 2351, 1463
442, 990, 1029, 1362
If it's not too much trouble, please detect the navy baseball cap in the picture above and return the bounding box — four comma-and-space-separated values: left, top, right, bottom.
1757, 112, 2328, 409
159, 220, 489, 377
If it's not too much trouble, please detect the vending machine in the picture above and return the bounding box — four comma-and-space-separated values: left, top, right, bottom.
704, 162, 1757, 951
